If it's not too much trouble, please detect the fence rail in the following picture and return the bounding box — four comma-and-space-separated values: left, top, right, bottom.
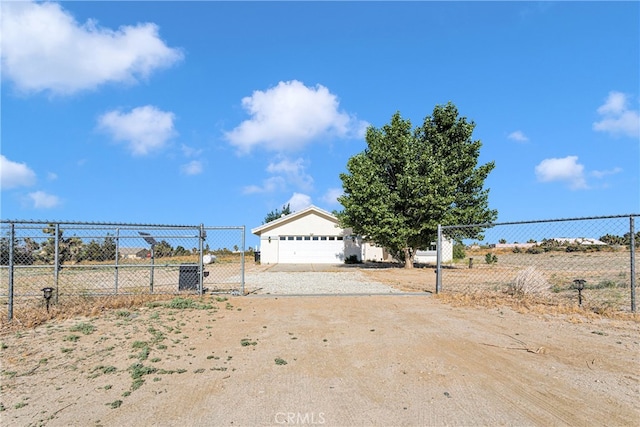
1, 220, 245, 321
436, 214, 638, 312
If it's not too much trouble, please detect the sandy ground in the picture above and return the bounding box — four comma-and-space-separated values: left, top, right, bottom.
1, 269, 639, 427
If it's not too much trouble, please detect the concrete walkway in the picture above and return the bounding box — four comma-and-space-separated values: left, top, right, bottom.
264, 263, 357, 272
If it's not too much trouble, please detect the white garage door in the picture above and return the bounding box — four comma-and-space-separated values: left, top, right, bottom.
278, 236, 344, 263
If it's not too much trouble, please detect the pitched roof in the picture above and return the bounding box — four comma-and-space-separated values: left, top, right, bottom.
251, 205, 338, 235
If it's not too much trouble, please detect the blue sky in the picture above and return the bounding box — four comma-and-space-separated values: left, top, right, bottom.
2, 1, 639, 248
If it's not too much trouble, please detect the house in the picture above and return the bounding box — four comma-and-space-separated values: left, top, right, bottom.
251, 205, 451, 264
118, 247, 147, 259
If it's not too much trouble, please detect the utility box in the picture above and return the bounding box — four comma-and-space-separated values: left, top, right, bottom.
178, 264, 199, 291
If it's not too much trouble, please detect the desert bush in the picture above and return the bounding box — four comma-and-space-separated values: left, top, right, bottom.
453, 242, 466, 260
484, 253, 498, 264
508, 266, 548, 296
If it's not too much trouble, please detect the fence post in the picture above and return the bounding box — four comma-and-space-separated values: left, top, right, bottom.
631, 216, 636, 312
436, 224, 442, 294
198, 224, 205, 296
8, 223, 15, 322
54, 223, 60, 304
114, 228, 120, 295
241, 226, 246, 295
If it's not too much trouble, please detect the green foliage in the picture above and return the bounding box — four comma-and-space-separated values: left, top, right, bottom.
337, 103, 497, 267
484, 253, 498, 264
453, 242, 466, 260
69, 322, 96, 335
263, 203, 292, 224
274, 357, 288, 365
344, 254, 361, 264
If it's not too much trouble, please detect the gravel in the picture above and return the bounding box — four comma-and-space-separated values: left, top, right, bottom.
243, 270, 401, 295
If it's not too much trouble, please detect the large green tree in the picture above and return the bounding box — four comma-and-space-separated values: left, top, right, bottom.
337, 102, 497, 268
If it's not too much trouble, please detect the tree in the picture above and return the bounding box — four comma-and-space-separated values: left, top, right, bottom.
337, 103, 497, 268
263, 204, 291, 224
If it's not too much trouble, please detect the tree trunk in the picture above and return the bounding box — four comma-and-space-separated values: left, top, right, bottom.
403, 247, 414, 269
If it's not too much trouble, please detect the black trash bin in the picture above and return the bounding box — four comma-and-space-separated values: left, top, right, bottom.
254, 251, 261, 263
178, 264, 199, 291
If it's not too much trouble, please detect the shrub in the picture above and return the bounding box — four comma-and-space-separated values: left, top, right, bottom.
453, 242, 466, 260
484, 253, 497, 264
508, 267, 548, 296
344, 255, 361, 264
526, 246, 544, 254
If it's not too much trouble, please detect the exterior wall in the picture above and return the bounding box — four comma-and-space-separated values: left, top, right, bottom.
414, 239, 454, 264
361, 242, 388, 262
263, 211, 342, 237
259, 236, 279, 264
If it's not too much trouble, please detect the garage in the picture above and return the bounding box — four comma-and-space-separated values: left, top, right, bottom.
251, 206, 359, 264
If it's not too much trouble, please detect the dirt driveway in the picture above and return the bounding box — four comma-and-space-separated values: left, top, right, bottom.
1, 277, 639, 426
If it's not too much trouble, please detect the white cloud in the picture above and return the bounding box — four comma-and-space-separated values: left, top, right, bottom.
27, 191, 61, 209
593, 92, 640, 138
0, 1, 183, 95
286, 193, 313, 212
47, 172, 58, 181
591, 167, 623, 179
321, 188, 343, 206
181, 160, 203, 176
534, 156, 587, 190
243, 177, 286, 194
225, 80, 368, 153
507, 130, 528, 142
98, 105, 176, 156
1, 155, 37, 190
266, 157, 313, 191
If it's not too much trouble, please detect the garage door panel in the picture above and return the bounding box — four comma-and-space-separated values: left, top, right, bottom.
279, 239, 343, 263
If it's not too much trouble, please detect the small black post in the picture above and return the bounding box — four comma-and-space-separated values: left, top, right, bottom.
573, 279, 586, 307
42, 287, 54, 312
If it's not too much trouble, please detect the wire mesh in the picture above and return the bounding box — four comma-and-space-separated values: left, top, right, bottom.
438, 215, 638, 312
0, 221, 245, 321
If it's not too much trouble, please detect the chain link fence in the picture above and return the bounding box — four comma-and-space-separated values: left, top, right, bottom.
1, 220, 245, 322
436, 214, 638, 313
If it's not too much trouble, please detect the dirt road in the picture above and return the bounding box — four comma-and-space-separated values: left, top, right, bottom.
1, 292, 638, 427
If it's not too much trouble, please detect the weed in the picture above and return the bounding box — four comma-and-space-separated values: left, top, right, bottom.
592, 331, 608, 336
131, 379, 144, 391
61, 347, 74, 353
63, 334, 80, 342
215, 296, 228, 302
274, 357, 288, 366
485, 253, 498, 264
0, 342, 7, 350
156, 344, 167, 350
129, 363, 157, 380
240, 338, 257, 346
104, 385, 112, 390
194, 368, 205, 373
70, 322, 96, 335
150, 358, 161, 363
153, 377, 161, 382
116, 310, 131, 318
108, 400, 123, 409
122, 391, 131, 397
166, 297, 212, 310
149, 312, 159, 320
0, 403, 5, 411
14, 401, 28, 409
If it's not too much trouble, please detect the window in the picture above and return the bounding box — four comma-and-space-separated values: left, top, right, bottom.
337, 236, 343, 240
280, 236, 286, 241
312, 236, 319, 241
304, 236, 311, 240
328, 236, 335, 240
295, 236, 302, 240
320, 236, 327, 240
288, 236, 294, 240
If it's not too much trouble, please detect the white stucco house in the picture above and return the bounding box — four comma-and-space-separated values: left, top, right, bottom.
251, 205, 452, 264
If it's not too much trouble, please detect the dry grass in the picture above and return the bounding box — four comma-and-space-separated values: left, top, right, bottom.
0, 293, 179, 332
508, 266, 548, 296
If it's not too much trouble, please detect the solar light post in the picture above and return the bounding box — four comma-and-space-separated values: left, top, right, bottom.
42, 287, 54, 312
573, 279, 586, 307
139, 232, 158, 293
